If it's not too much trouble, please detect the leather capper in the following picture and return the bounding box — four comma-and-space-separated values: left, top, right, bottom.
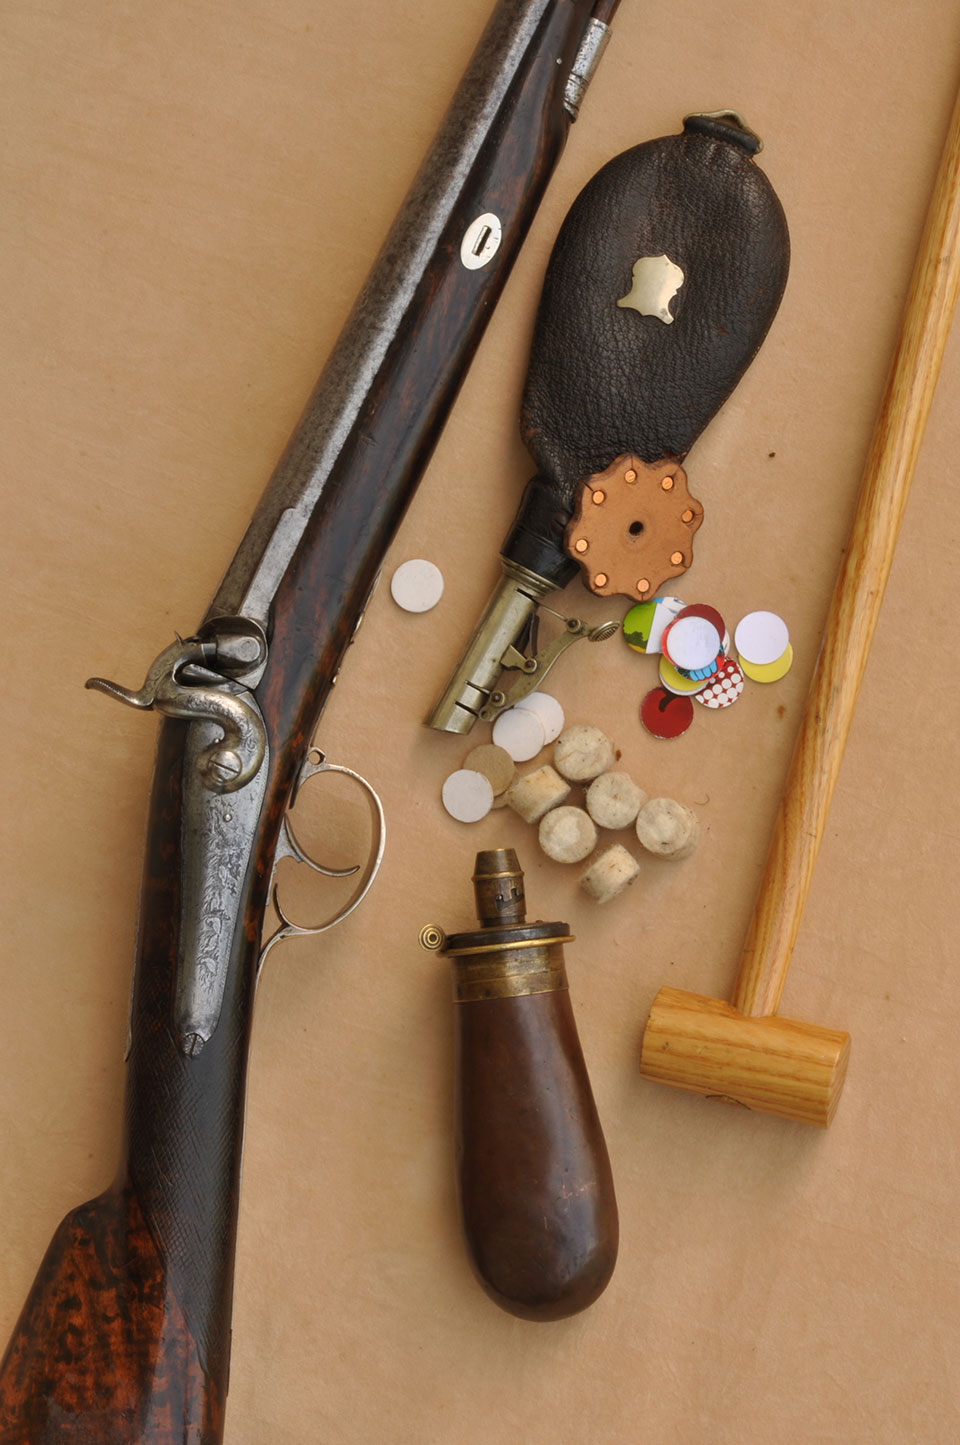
427, 113, 789, 734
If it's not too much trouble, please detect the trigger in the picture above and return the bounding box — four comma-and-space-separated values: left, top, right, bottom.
274, 814, 360, 880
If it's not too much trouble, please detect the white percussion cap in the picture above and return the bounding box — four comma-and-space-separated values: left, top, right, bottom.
390, 558, 445, 612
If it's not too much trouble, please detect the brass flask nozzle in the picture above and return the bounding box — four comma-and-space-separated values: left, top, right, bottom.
424, 848, 573, 1003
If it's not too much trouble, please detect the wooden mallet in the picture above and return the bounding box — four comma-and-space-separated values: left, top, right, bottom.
639, 85, 960, 1126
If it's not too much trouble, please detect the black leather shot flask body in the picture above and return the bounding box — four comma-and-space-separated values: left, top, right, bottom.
428, 111, 790, 733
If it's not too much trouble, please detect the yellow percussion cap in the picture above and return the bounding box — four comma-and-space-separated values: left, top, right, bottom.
738, 643, 794, 683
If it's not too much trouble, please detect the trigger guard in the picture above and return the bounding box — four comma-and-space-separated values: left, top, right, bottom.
259, 754, 386, 969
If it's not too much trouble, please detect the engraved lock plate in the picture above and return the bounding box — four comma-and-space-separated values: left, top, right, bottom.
563, 454, 704, 601
176, 708, 270, 1055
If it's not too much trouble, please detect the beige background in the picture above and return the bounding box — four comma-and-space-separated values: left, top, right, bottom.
2, 2, 959, 1441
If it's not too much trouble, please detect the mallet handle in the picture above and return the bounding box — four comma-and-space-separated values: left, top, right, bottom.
734, 84, 960, 1019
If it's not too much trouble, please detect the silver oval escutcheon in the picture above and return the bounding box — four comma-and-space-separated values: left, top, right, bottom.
460, 212, 502, 270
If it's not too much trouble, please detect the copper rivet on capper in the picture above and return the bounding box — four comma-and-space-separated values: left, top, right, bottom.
624, 468, 637, 482
670, 551, 684, 565
594, 573, 608, 587
637, 577, 649, 593
575, 538, 589, 554
661, 476, 674, 491
592, 490, 605, 505
682, 509, 694, 523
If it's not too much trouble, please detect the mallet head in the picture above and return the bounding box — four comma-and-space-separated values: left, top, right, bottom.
639, 986, 851, 1127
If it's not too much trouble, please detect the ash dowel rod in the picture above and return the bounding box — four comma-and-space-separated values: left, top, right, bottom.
734, 83, 960, 1019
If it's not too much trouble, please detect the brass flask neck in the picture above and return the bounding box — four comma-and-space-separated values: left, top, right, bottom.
440, 849, 572, 1002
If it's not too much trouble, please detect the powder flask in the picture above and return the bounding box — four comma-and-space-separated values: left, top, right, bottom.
424, 848, 618, 1320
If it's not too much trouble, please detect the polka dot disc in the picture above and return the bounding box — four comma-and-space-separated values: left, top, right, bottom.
694, 656, 745, 708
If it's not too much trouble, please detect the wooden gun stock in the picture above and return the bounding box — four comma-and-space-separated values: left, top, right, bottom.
1, 1186, 222, 1443
0, 716, 249, 1444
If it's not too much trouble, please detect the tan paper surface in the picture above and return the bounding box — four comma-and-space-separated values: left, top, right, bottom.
1, 2, 958, 1440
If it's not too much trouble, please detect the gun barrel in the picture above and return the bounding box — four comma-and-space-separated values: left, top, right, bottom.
209, 0, 609, 630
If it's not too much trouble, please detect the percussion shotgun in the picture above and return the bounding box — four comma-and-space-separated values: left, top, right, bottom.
0, 3, 621, 1439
